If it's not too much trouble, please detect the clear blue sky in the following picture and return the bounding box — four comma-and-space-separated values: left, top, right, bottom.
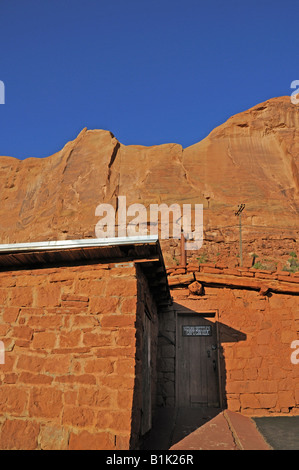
0, 0, 298, 159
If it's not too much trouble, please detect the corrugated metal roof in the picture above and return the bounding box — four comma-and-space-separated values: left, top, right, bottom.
0, 236, 171, 306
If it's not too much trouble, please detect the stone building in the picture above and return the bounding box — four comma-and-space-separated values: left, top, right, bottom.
0, 236, 298, 450
0, 236, 170, 450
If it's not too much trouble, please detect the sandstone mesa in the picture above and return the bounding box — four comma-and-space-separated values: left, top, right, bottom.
0, 96, 298, 268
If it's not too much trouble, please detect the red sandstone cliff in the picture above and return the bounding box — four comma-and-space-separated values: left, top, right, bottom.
0, 96, 298, 267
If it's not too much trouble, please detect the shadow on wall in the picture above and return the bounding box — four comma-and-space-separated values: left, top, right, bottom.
217, 321, 247, 410
141, 302, 247, 450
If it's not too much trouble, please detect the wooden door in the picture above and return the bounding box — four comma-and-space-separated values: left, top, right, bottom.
176, 315, 220, 407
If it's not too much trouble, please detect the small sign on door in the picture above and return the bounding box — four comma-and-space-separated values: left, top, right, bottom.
182, 325, 212, 336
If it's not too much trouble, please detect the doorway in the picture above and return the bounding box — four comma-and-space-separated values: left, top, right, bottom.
176, 313, 220, 408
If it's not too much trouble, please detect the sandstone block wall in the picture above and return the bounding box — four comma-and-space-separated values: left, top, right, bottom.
0, 261, 146, 450
156, 263, 299, 415
156, 307, 176, 407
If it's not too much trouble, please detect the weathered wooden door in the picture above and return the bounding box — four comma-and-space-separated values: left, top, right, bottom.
176, 315, 220, 407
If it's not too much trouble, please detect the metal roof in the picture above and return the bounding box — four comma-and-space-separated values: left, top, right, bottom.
0, 235, 159, 253
0, 235, 171, 306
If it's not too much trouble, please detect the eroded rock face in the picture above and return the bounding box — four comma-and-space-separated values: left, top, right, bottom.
0, 96, 298, 266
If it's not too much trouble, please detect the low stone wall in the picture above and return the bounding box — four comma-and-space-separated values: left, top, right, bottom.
167, 262, 299, 287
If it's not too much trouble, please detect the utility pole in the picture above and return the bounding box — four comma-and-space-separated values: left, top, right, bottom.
235, 204, 245, 267
180, 230, 186, 267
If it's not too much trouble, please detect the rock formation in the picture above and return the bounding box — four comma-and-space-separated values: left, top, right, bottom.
0, 96, 298, 268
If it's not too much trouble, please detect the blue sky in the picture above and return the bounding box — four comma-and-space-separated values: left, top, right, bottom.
0, 0, 298, 159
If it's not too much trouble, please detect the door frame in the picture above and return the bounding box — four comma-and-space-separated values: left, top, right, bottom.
141, 305, 152, 435
175, 308, 223, 409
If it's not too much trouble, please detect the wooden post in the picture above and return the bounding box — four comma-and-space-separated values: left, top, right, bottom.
180, 231, 186, 267
239, 212, 243, 267
235, 204, 245, 268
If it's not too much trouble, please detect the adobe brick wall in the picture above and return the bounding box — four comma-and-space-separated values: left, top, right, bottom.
159, 263, 299, 416
0, 261, 145, 450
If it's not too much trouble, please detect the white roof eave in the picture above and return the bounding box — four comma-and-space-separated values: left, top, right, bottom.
0, 235, 159, 253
